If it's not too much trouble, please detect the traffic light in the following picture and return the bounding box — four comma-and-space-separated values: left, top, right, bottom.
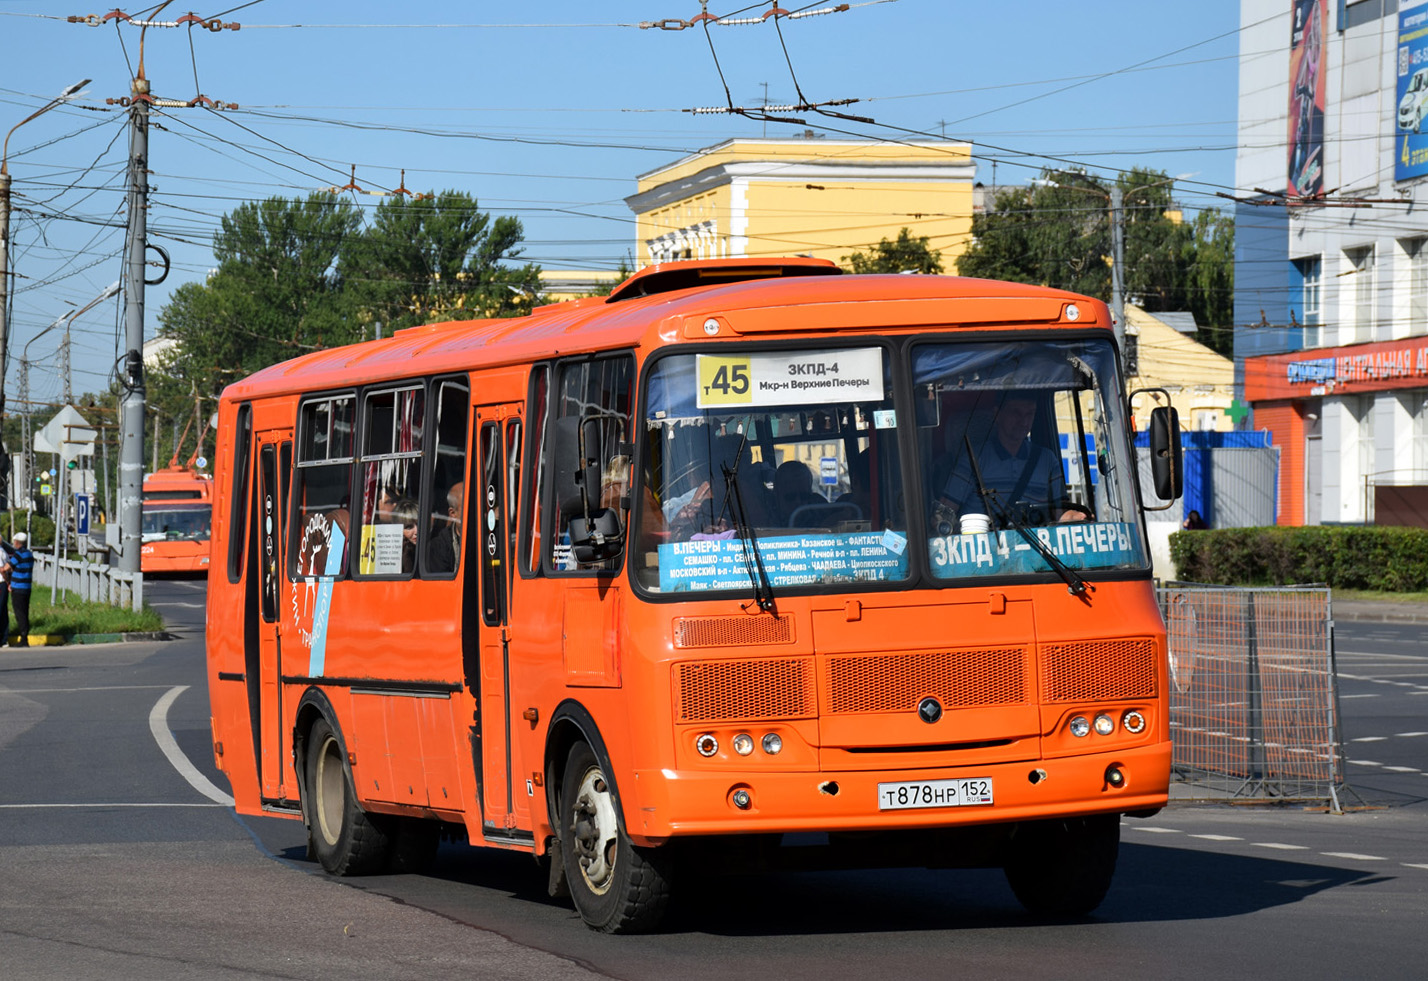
66, 460, 78, 470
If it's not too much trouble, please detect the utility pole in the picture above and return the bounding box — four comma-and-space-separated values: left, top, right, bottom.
118, 73, 150, 575
1109, 184, 1127, 374
2, 79, 90, 509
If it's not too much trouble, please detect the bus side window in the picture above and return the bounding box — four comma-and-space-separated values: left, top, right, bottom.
549, 354, 634, 573
355, 384, 425, 578
226, 403, 252, 583
520, 365, 549, 577
290, 395, 355, 580
426, 378, 469, 578
505, 418, 522, 593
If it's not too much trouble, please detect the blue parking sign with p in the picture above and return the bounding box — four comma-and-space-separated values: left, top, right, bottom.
76, 494, 91, 536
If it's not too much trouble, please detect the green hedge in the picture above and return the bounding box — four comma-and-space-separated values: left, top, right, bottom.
1169, 525, 1428, 591
0, 511, 56, 550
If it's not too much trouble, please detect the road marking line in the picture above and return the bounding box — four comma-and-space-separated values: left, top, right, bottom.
1404, 864, 1428, 871
1383, 766, 1421, 773
1190, 834, 1243, 841
3, 686, 172, 694
150, 685, 234, 806
1396, 732, 1428, 737
1253, 842, 1309, 850
0, 802, 225, 808
1130, 826, 1181, 834
1349, 760, 1383, 767
1321, 852, 1386, 861
1350, 736, 1388, 742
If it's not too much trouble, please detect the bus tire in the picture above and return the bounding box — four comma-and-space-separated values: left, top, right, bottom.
306, 717, 393, 876
559, 741, 672, 933
1003, 813, 1119, 916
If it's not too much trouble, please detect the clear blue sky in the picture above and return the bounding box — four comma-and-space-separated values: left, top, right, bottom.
0, 0, 1242, 407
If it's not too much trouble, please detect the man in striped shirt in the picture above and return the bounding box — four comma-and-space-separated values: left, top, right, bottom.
2, 532, 34, 647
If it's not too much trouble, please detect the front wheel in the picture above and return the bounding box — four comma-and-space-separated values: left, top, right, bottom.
1003, 814, 1120, 916
305, 717, 393, 876
560, 741, 673, 933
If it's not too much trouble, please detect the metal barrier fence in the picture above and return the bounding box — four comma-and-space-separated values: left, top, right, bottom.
35, 553, 144, 612
1158, 584, 1346, 812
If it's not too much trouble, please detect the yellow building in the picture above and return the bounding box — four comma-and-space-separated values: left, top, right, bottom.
625, 138, 975, 269
1124, 305, 1235, 432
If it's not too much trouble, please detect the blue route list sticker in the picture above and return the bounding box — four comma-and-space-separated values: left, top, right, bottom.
659, 531, 909, 592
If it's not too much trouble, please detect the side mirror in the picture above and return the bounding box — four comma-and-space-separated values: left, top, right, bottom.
552, 416, 599, 515
1149, 405, 1183, 501
553, 414, 625, 563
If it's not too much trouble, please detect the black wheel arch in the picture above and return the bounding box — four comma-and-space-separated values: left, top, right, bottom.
543, 699, 626, 842
292, 686, 341, 827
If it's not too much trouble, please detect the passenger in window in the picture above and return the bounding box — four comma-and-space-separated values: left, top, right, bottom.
773, 460, 820, 526
390, 497, 420, 573
428, 481, 464, 573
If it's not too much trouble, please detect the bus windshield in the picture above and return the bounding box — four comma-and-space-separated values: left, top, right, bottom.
635, 346, 909, 594
141, 502, 212, 542
913, 336, 1146, 580
633, 336, 1147, 596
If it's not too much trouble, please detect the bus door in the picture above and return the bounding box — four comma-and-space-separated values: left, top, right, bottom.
252, 430, 294, 803
471, 402, 528, 836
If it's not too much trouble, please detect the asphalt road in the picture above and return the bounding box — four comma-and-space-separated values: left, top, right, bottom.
1, 583, 1424, 980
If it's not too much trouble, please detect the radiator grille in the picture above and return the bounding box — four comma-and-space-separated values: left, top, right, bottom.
674, 615, 794, 649
825, 647, 1030, 714
1041, 638, 1158, 702
675, 657, 816, 723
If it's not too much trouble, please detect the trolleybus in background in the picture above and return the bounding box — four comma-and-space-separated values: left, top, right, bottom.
205, 257, 1183, 933
141, 464, 214, 574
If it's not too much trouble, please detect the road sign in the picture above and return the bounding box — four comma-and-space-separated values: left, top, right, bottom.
76, 493, 92, 536
34, 405, 96, 461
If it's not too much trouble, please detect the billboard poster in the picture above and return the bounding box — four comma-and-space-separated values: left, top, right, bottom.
1396, 0, 1428, 182
1288, 0, 1327, 198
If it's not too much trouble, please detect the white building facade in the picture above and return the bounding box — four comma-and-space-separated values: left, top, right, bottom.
1236, 0, 1428, 526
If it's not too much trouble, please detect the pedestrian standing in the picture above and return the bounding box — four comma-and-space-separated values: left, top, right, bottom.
2, 532, 34, 647
0, 553, 10, 646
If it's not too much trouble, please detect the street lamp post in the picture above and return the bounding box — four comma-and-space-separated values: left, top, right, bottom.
1, 79, 92, 503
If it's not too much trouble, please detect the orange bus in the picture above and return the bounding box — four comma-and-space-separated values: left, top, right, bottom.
141, 464, 214, 574
205, 258, 1182, 933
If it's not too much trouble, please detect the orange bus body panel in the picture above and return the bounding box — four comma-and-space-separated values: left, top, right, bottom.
204, 267, 1169, 878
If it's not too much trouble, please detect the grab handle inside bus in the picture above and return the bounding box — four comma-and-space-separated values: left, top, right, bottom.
554, 414, 626, 563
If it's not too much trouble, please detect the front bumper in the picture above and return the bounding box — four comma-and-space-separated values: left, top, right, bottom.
626, 740, 1170, 844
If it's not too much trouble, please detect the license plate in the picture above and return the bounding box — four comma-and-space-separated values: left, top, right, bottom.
877, 777, 994, 811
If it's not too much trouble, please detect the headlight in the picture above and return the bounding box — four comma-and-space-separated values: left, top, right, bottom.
1094, 713, 1115, 736
695, 734, 718, 757
1122, 710, 1147, 734
1069, 716, 1090, 738
761, 732, 783, 755
732, 733, 754, 756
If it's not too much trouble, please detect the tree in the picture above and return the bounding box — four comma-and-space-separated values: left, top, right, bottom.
956, 169, 1235, 357
843, 228, 944, 275
339, 190, 542, 330
156, 194, 365, 404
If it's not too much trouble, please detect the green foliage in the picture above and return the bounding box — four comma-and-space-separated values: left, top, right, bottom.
1169, 525, 1428, 591
0, 511, 56, 549
27, 585, 165, 636
843, 228, 944, 275
339, 190, 542, 329
150, 190, 541, 433
956, 168, 1235, 357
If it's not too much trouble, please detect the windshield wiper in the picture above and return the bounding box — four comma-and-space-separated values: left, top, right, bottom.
964, 435, 1093, 600
718, 436, 776, 614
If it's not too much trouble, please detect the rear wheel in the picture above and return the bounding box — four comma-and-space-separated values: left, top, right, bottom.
306, 717, 393, 875
1003, 814, 1119, 916
560, 741, 673, 933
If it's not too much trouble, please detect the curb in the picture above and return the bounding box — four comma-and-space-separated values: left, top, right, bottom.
8, 631, 175, 647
